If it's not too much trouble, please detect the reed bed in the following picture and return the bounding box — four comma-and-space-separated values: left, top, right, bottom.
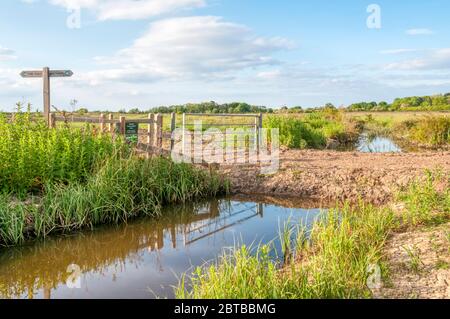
0, 157, 227, 246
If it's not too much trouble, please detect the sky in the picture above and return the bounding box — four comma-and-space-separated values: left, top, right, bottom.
0, 0, 449, 111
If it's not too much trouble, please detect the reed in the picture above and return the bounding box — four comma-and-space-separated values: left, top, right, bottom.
176, 173, 449, 299
0, 157, 228, 246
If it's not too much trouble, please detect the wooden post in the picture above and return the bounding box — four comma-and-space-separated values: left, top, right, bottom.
155, 114, 163, 148
119, 116, 126, 135
257, 113, 263, 152
43, 67, 50, 126
182, 113, 186, 156
170, 113, 176, 151
49, 113, 56, 129
147, 113, 154, 146
100, 113, 105, 132
108, 114, 114, 133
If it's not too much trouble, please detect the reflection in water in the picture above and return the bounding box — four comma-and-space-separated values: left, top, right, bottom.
0, 198, 323, 299
356, 133, 402, 153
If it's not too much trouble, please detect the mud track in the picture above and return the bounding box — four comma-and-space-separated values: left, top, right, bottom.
220, 150, 450, 205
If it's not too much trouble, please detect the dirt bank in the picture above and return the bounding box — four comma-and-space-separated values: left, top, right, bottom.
374, 223, 450, 299
220, 150, 450, 204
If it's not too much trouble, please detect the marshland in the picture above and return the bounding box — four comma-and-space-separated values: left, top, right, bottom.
0, 100, 448, 299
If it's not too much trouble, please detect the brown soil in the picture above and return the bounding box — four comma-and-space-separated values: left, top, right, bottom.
220, 150, 450, 204
374, 223, 450, 299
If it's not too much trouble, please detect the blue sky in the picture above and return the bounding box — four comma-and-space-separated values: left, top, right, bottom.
0, 0, 449, 111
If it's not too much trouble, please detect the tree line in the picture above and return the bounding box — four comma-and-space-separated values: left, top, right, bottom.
346, 93, 450, 112
71, 93, 450, 115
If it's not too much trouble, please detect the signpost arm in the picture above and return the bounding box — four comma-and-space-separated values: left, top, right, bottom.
43, 67, 50, 125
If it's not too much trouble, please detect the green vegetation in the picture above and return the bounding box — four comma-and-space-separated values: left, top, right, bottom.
131, 101, 273, 115
347, 93, 450, 112
264, 111, 360, 149
176, 173, 449, 299
402, 245, 424, 274
0, 107, 127, 195
0, 157, 227, 247
0, 108, 228, 247
393, 115, 449, 147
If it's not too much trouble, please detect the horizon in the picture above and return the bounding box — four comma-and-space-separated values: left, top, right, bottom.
1, 0, 450, 111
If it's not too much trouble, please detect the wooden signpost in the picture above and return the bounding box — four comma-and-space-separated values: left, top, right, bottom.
20, 67, 73, 125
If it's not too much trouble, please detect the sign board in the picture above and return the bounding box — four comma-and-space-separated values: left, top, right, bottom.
19, 67, 74, 126
20, 70, 73, 78
49, 70, 74, 78
125, 122, 139, 136
20, 71, 43, 78
115, 122, 139, 142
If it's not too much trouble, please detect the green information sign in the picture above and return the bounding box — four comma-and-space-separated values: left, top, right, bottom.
125, 122, 139, 135
115, 122, 139, 142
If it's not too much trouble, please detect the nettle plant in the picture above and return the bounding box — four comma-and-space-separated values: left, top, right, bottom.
0, 104, 127, 196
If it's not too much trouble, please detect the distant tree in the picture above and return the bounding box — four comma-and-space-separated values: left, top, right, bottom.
77, 108, 88, 115
128, 108, 141, 114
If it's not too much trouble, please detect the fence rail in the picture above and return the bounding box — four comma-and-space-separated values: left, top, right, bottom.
49, 113, 166, 153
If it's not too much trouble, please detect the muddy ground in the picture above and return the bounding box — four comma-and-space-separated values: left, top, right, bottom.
375, 223, 450, 299
220, 149, 450, 205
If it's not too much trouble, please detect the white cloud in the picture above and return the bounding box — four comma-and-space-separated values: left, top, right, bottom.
47, 0, 205, 20
406, 28, 434, 36
385, 48, 450, 70
0, 47, 17, 61
380, 49, 418, 55
89, 16, 294, 83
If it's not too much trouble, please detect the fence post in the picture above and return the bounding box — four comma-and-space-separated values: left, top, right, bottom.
49, 113, 56, 129
156, 114, 163, 149
119, 116, 126, 136
182, 113, 186, 156
257, 113, 263, 152
170, 113, 176, 151
148, 113, 154, 146
100, 113, 105, 133
108, 114, 114, 133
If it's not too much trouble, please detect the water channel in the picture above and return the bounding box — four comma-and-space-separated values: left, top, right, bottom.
0, 197, 326, 299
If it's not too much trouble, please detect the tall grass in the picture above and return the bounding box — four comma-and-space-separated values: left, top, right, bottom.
0, 157, 227, 246
176, 203, 394, 299
402, 116, 449, 146
176, 173, 449, 299
388, 115, 449, 147
0, 107, 128, 195
397, 170, 449, 226
264, 112, 359, 149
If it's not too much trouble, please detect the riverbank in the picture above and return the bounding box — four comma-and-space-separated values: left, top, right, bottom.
0, 157, 227, 247
176, 173, 449, 299
221, 149, 450, 204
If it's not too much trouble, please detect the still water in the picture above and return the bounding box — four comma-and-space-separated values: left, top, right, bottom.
356, 133, 402, 153
0, 197, 324, 299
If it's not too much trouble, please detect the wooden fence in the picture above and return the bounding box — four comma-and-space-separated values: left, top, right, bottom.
49, 112, 168, 155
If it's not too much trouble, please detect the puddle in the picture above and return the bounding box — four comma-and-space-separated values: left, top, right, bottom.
0, 197, 325, 299
356, 133, 402, 153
